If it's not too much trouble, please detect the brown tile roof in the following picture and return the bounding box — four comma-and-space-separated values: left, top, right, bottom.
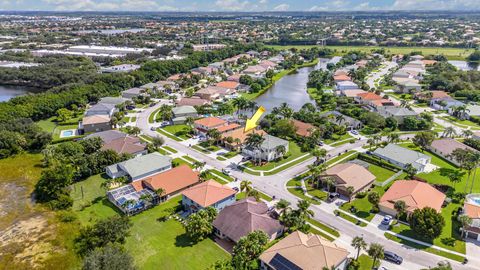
415, 90, 450, 100
181, 180, 236, 208
379, 180, 446, 214
142, 165, 199, 195
290, 119, 315, 137
324, 163, 376, 193
342, 89, 367, 98
101, 136, 146, 155
333, 74, 351, 82
213, 197, 283, 242
194, 117, 227, 128
216, 123, 241, 133
221, 129, 267, 145
430, 138, 477, 157
216, 81, 239, 89
357, 92, 383, 100
260, 231, 349, 269
82, 115, 110, 125
177, 97, 209, 107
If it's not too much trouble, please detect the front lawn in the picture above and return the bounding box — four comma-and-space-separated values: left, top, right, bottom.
439, 116, 480, 129
340, 186, 387, 221
389, 202, 466, 254
161, 124, 191, 140
325, 151, 357, 166
244, 141, 310, 171
287, 187, 321, 205
323, 133, 353, 145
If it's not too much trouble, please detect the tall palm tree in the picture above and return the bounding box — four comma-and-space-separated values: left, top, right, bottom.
296, 200, 314, 221
368, 243, 384, 269
387, 133, 400, 143
346, 186, 355, 202
393, 200, 406, 219
462, 129, 474, 138
275, 145, 287, 159
459, 215, 473, 238
442, 126, 457, 138
311, 147, 327, 164
351, 236, 367, 260
240, 180, 253, 196
469, 152, 480, 193
245, 133, 265, 165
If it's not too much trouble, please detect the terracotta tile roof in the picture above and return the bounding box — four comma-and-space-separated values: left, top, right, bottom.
181, 180, 236, 208
216, 123, 241, 133
82, 115, 110, 125
291, 119, 315, 137
416, 90, 450, 100
333, 74, 351, 81
464, 202, 480, 219
325, 163, 376, 193
260, 231, 349, 269
177, 97, 209, 106
379, 180, 446, 213
216, 81, 239, 89
213, 197, 283, 242
221, 129, 267, 145
142, 165, 199, 195
357, 92, 383, 100
370, 99, 396, 107
194, 117, 227, 128
430, 138, 477, 157
342, 89, 367, 97
422, 60, 437, 66
101, 136, 146, 155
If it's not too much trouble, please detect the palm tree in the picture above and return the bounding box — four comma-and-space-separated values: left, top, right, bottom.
469, 152, 480, 194
447, 169, 465, 188
151, 136, 164, 150
393, 200, 406, 219
278, 102, 294, 119
193, 161, 205, 171
368, 243, 385, 268
442, 126, 457, 138
275, 145, 287, 159
311, 147, 327, 164
323, 176, 336, 192
351, 236, 367, 260
245, 133, 265, 165
275, 199, 291, 216
462, 129, 474, 138
240, 180, 253, 196
459, 215, 473, 238
156, 187, 166, 201
199, 170, 209, 182
346, 186, 355, 202
387, 133, 400, 143
296, 200, 314, 221
367, 138, 376, 150
335, 114, 345, 125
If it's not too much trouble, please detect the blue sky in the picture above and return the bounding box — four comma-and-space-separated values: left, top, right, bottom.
0, 0, 478, 12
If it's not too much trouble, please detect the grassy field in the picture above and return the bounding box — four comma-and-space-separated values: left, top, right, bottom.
157, 128, 183, 141
71, 173, 109, 211
439, 116, 480, 130
326, 150, 357, 166
334, 210, 368, 227
357, 254, 379, 270
268, 45, 474, 60
36, 116, 58, 133
307, 218, 340, 238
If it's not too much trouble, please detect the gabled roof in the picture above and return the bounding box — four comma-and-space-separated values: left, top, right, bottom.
430, 138, 477, 157
216, 81, 239, 89
216, 123, 241, 133
325, 163, 376, 192
357, 92, 383, 100
182, 180, 236, 208
260, 134, 288, 151
260, 231, 349, 270
379, 180, 446, 213
172, 105, 197, 115
177, 97, 209, 106
82, 114, 110, 125
116, 152, 172, 179
85, 130, 127, 143
102, 136, 146, 155
86, 103, 115, 115
142, 165, 199, 195
213, 197, 283, 242
290, 119, 315, 137
373, 144, 430, 166
99, 97, 128, 105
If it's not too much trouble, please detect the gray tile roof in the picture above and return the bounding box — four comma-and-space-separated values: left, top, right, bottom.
378, 107, 418, 117
85, 130, 127, 144
261, 134, 288, 151
117, 152, 172, 179
373, 143, 430, 165
99, 97, 128, 105
85, 103, 116, 116
172, 106, 197, 115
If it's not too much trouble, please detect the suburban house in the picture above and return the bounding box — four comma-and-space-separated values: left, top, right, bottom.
86, 130, 147, 156
395, 80, 422, 93
376, 107, 418, 124
321, 111, 363, 130
80, 115, 111, 133
176, 97, 210, 107
321, 163, 376, 198
122, 87, 145, 99
336, 81, 359, 91
194, 117, 227, 136
106, 152, 172, 180
340, 89, 367, 98
98, 97, 128, 106
333, 74, 352, 83
379, 180, 446, 216
429, 138, 478, 166
291, 119, 316, 137
242, 134, 289, 162
195, 86, 232, 101
448, 104, 480, 120
221, 129, 267, 150
462, 195, 480, 241
430, 97, 465, 111
141, 165, 199, 198
107, 183, 159, 215
172, 106, 198, 124
85, 103, 116, 117
216, 81, 240, 90
414, 90, 450, 101
243, 65, 268, 77
372, 144, 431, 173
213, 198, 284, 243
181, 180, 236, 214
259, 231, 349, 270
355, 92, 395, 108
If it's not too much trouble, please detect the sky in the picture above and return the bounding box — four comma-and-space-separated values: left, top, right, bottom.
0, 0, 479, 12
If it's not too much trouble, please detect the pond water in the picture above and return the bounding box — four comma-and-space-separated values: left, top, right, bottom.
0, 85, 41, 102
448, 60, 479, 71
254, 58, 332, 112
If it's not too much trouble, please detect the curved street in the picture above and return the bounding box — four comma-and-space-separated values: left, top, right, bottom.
137, 102, 478, 270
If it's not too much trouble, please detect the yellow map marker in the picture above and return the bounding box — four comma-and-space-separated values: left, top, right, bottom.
244, 106, 266, 132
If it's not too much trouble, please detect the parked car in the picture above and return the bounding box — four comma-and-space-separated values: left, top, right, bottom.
241, 156, 252, 162
381, 215, 393, 226
222, 169, 231, 175
232, 187, 239, 192
351, 130, 359, 135
318, 141, 324, 146
327, 192, 339, 203
383, 251, 403, 264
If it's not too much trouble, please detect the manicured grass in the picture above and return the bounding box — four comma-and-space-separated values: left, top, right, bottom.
384, 233, 464, 262
157, 148, 169, 155
218, 151, 239, 160
267, 45, 474, 60
210, 169, 234, 182
334, 210, 368, 227
161, 124, 191, 140
236, 190, 273, 202
309, 227, 335, 241
340, 186, 386, 221
244, 141, 310, 171
390, 202, 466, 254
192, 144, 210, 153
323, 133, 353, 145
400, 143, 480, 193
157, 128, 183, 141
263, 154, 313, 176
52, 124, 79, 140
357, 254, 379, 270
439, 116, 480, 129
368, 163, 396, 183
305, 186, 328, 202
182, 155, 199, 164
71, 173, 109, 211
286, 173, 310, 187
172, 157, 194, 168
326, 150, 357, 166
149, 107, 161, 123
162, 145, 178, 153
307, 218, 340, 238
36, 116, 57, 133
287, 187, 321, 205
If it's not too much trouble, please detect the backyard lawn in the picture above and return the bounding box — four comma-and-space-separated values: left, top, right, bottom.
367, 163, 397, 183
389, 202, 466, 255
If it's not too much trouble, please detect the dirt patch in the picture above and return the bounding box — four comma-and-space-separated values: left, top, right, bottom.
0, 213, 56, 268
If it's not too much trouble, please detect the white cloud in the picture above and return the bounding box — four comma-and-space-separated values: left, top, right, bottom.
392, 0, 478, 10
42, 0, 178, 11
273, 3, 289, 11
215, 0, 251, 11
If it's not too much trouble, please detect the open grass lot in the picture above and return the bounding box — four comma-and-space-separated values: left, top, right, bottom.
71, 173, 109, 211
367, 163, 397, 183
36, 116, 58, 133
400, 143, 480, 193
268, 45, 474, 60
340, 186, 387, 221
244, 141, 310, 171
390, 202, 466, 255
161, 124, 191, 140
384, 233, 464, 262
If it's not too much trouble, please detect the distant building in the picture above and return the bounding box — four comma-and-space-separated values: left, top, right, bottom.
336, 81, 359, 91
122, 87, 144, 99
172, 106, 198, 124
68, 45, 153, 55
101, 64, 141, 73
192, 44, 227, 51
429, 138, 478, 166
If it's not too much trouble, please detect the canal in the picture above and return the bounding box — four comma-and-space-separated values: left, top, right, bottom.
254, 58, 332, 112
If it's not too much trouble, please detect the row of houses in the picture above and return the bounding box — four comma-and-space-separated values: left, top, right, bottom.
391, 55, 432, 93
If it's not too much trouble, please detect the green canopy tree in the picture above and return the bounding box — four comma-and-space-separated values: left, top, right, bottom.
410, 207, 445, 240
231, 231, 269, 270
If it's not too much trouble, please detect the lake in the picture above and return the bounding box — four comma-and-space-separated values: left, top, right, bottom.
0, 85, 41, 102
254, 58, 332, 112
448, 60, 480, 71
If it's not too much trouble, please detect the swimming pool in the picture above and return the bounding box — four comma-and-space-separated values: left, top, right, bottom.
466, 194, 480, 206
60, 129, 77, 138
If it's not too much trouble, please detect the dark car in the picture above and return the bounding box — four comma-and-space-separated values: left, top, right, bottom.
383, 251, 403, 264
